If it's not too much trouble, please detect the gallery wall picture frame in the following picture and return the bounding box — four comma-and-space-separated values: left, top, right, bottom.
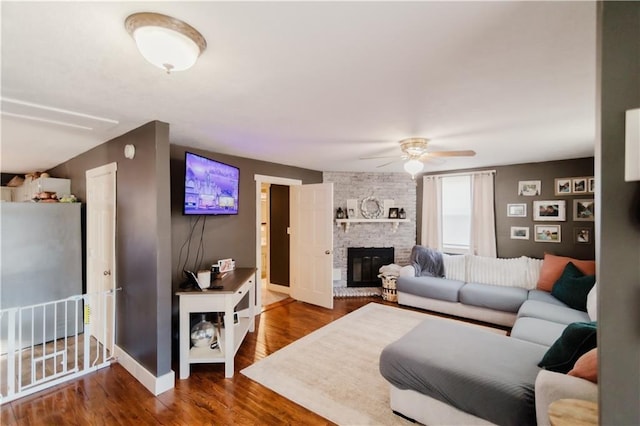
388, 207, 399, 219
572, 177, 588, 193
574, 227, 592, 244
510, 226, 530, 240
588, 177, 595, 193
554, 178, 572, 195
507, 203, 527, 217
534, 224, 561, 243
518, 180, 541, 196
533, 200, 566, 221
573, 199, 595, 221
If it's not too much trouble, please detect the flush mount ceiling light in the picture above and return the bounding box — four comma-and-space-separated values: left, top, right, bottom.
125, 12, 207, 73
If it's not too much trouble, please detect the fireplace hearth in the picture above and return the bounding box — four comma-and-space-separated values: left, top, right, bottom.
347, 247, 394, 287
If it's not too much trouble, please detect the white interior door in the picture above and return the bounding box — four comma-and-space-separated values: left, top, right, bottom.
290, 183, 333, 309
86, 163, 116, 352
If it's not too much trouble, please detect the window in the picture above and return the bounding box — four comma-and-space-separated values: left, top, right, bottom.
441, 175, 471, 253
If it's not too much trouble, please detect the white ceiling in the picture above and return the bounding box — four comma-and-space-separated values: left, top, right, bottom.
1, 1, 596, 175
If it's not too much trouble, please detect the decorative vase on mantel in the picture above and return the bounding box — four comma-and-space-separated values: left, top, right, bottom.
398, 208, 406, 219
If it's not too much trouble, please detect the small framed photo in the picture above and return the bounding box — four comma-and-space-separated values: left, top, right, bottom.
346, 199, 358, 219
510, 226, 530, 240
507, 203, 527, 217
218, 258, 234, 273
572, 177, 588, 193
518, 180, 541, 196
574, 227, 592, 244
534, 225, 561, 243
588, 177, 595, 193
573, 199, 595, 221
388, 207, 399, 219
533, 200, 566, 221
554, 178, 572, 195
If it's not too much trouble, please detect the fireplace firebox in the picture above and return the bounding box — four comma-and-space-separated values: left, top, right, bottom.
347, 247, 395, 287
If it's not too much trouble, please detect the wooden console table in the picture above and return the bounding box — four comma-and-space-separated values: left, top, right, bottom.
176, 267, 256, 379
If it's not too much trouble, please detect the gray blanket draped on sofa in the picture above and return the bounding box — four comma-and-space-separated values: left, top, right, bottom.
410, 245, 445, 278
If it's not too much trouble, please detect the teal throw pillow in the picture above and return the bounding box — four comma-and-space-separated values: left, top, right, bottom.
551, 262, 596, 311
538, 321, 597, 373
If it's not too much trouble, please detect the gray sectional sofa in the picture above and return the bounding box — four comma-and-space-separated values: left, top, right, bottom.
380, 253, 598, 426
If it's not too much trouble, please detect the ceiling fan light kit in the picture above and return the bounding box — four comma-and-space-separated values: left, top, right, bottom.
403, 159, 424, 178
125, 12, 207, 73
362, 137, 476, 177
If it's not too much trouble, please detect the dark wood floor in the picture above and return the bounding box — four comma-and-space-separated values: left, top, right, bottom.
2, 297, 404, 425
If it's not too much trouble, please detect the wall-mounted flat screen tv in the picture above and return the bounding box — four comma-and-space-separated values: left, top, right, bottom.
183, 152, 239, 215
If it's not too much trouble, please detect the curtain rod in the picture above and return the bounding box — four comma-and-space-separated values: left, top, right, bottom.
423, 170, 496, 179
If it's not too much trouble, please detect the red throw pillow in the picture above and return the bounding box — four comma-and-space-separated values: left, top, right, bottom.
537, 253, 596, 292
568, 348, 598, 383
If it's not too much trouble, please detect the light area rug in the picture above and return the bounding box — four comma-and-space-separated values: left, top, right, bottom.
241, 302, 507, 425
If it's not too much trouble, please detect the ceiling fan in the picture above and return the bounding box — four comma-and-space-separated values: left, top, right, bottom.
360, 138, 476, 177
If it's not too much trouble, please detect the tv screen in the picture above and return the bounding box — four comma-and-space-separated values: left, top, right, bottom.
183, 152, 239, 215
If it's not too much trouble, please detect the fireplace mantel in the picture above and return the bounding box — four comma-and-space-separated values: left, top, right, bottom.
335, 218, 409, 233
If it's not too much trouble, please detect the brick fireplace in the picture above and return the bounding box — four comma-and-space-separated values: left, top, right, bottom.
323, 171, 417, 287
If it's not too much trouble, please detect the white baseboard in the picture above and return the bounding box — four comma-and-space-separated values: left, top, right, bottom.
114, 345, 175, 396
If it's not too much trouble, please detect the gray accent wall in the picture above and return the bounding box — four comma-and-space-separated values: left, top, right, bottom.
48, 121, 172, 378
597, 2, 640, 424
169, 144, 322, 288
416, 157, 595, 260
494, 158, 595, 259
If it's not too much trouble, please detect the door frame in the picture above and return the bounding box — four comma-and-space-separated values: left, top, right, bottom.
254, 174, 301, 310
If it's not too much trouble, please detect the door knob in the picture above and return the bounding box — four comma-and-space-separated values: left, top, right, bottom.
103, 270, 111, 276
325, 250, 331, 255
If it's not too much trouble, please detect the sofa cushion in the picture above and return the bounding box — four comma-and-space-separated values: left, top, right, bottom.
536, 253, 596, 292
527, 289, 568, 307
459, 283, 528, 313
466, 255, 530, 288
517, 300, 591, 325
396, 276, 464, 302
586, 282, 598, 321
442, 253, 466, 282
538, 321, 598, 373
551, 262, 596, 311
511, 317, 568, 347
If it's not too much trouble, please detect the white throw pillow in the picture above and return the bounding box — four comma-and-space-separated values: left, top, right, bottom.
466, 255, 528, 288
442, 254, 466, 281
524, 257, 544, 290
587, 282, 598, 321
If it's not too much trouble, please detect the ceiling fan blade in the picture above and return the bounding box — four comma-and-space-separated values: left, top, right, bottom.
376, 159, 402, 168
359, 154, 399, 160
421, 150, 476, 158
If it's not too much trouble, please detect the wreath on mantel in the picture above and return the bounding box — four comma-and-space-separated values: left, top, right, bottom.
360, 197, 383, 219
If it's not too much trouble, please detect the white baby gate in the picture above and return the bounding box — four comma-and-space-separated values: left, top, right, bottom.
0, 289, 117, 403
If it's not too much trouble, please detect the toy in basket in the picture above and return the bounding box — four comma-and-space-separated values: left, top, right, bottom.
378, 274, 398, 302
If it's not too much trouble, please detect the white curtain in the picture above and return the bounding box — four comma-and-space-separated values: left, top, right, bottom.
470, 172, 497, 257
420, 175, 442, 250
